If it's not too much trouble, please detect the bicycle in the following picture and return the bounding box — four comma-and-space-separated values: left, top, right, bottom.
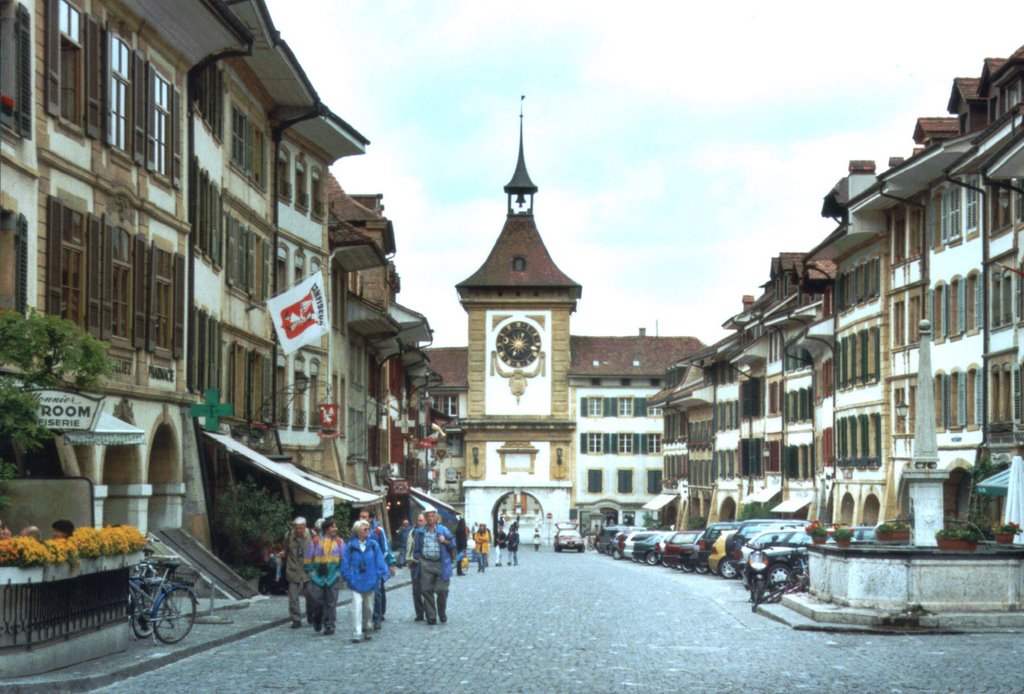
127, 553, 198, 644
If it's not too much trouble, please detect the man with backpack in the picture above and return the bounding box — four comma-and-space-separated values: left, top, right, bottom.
284, 516, 314, 628
494, 522, 508, 567
358, 508, 396, 631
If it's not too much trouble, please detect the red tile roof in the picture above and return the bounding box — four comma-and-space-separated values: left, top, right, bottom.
913, 117, 959, 145
804, 259, 836, 281
457, 215, 581, 295
425, 347, 468, 388
326, 172, 380, 222
569, 336, 705, 377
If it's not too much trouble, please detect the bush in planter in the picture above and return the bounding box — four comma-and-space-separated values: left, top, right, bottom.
875, 521, 909, 534
0, 536, 51, 567
832, 527, 853, 542
935, 526, 984, 543
215, 477, 291, 566
993, 522, 1022, 536
805, 520, 829, 541
686, 515, 706, 531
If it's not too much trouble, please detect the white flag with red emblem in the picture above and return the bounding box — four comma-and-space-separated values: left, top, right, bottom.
266, 271, 328, 355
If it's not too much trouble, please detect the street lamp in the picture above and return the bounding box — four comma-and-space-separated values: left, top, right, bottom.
896, 400, 910, 421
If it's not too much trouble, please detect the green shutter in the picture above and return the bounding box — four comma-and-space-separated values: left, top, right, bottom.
580, 433, 587, 452
634, 433, 641, 454
604, 398, 615, 417
860, 330, 869, 384
225, 215, 235, 286
580, 397, 588, 416
603, 433, 612, 453
635, 397, 647, 416
610, 433, 619, 453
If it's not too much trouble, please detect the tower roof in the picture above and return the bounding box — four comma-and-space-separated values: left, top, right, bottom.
456, 214, 581, 298
504, 117, 538, 197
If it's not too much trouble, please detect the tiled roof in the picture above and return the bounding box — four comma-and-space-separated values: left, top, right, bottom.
425, 348, 468, 388
326, 172, 380, 222
913, 117, 959, 145
804, 259, 836, 281
569, 336, 704, 377
955, 77, 981, 100
457, 215, 581, 294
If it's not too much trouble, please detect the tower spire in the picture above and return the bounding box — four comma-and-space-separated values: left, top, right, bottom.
504, 95, 538, 215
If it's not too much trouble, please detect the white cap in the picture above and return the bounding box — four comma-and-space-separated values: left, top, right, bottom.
293, 516, 307, 525
421, 504, 437, 514
314, 518, 324, 529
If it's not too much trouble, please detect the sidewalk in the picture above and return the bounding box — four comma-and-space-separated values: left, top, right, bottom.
0, 578, 410, 694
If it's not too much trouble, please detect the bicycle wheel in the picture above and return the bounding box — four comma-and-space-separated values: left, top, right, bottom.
128, 591, 155, 639
153, 586, 197, 644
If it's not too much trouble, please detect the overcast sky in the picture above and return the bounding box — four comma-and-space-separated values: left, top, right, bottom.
265, 0, 1024, 349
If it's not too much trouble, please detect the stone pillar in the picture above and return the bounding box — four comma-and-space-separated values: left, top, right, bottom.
104, 484, 152, 533
148, 483, 186, 531
908, 320, 948, 547
91, 484, 107, 528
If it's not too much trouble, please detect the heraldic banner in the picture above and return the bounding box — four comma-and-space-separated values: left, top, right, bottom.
266, 271, 328, 355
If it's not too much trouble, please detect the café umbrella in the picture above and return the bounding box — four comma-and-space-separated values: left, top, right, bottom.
1004, 456, 1024, 546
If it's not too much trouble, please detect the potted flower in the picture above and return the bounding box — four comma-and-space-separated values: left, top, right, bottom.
805, 520, 829, 545
935, 525, 984, 552
875, 521, 910, 542
992, 522, 1022, 545
832, 526, 853, 548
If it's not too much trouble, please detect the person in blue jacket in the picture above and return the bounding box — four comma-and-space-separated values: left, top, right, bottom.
341, 519, 389, 643
412, 505, 454, 625
358, 508, 396, 631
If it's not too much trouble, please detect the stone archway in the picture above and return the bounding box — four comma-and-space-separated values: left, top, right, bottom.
840, 492, 855, 525
719, 496, 737, 521
491, 490, 544, 532
101, 442, 142, 528
463, 485, 569, 547
862, 493, 880, 526
944, 465, 972, 521
147, 422, 184, 532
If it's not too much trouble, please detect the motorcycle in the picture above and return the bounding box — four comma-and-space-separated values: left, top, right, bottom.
747, 546, 808, 611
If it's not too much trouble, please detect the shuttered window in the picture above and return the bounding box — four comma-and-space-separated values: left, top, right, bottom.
958, 371, 967, 428
617, 469, 633, 494
587, 469, 602, 494
110, 225, 131, 339
0, 4, 32, 137
647, 470, 662, 494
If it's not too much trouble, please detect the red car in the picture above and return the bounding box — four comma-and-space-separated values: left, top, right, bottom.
660, 530, 703, 571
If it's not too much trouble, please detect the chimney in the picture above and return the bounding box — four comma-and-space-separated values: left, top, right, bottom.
847, 159, 876, 199
742, 295, 755, 311
639, 328, 646, 337
888, 156, 905, 168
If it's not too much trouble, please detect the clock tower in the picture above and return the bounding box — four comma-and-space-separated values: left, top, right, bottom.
456, 115, 581, 535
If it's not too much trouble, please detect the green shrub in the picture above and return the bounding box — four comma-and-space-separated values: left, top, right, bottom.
215, 477, 292, 565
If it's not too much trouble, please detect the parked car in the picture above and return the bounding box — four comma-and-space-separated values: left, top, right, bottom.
661, 530, 703, 570
632, 532, 669, 565
738, 529, 814, 588
851, 526, 876, 543
624, 532, 658, 561
707, 530, 738, 577
692, 522, 740, 574
720, 520, 806, 579
596, 525, 644, 554
554, 528, 585, 552
613, 530, 650, 560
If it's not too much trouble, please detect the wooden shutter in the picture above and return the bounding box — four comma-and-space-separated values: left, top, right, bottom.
579, 433, 586, 452
262, 356, 272, 421
145, 63, 156, 170
45, 0, 60, 116
975, 277, 984, 331
245, 228, 255, 295
46, 197, 64, 314
942, 374, 951, 429
171, 87, 182, 186
100, 217, 113, 339
604, 398, 615, 417
173, 253, 185, 359
84, 14, 103, 138
1015, 366, 1022, 423
958, 279, 967, 334
15, 214, 29, 313
133, 233, 146, 348
244, 119, 253, 174
958, 372, 967, 427
602, 433, 611, 453
207, 317, 218, 392
942, 286, 950, 337
262, 239, 271, 300
146, 243, 157, 352
635, 397, 647, 416
580, 397, 587, 415
975, 370, 984, 426
132, 51, 146, 165
16, 4, 32, 137
211, 186, 221, 265
225, 215, 235, 286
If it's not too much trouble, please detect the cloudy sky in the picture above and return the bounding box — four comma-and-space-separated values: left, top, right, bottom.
265, 0, 1023, 349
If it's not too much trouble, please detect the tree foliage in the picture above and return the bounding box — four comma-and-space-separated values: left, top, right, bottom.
215, 477, 292, 565
0, 311, 111, 453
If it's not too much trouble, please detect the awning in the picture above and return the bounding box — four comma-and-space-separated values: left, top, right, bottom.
205, 432, 382, 505
744, 485, 781, 504
977, 468, 1010, 497
62, 413, 146, 446
409, 486, 457, 523
771, 494, 813, 513
642, 492, 680, 511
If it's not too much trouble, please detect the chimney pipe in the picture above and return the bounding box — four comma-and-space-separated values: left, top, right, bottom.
639, 328, 646, 337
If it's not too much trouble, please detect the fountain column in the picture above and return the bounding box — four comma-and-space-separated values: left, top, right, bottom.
904, 319, 948, 547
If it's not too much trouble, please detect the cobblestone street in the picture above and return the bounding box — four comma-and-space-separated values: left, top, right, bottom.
92, 548, 1024, 694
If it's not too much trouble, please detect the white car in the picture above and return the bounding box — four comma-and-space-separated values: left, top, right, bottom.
618, 531, 656, 561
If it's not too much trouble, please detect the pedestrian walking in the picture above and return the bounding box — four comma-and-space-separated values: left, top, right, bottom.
358, 508, 396, 631
533, 528, 541, 551
284, 517, 313, 628
304, 517, 345, 635
394, 519, 410, 568
405, 513, 426, 621
454, 516, 468, 576
413, 506, 454, 625
507, 524, 520, 566
494, 522, 507, 567
473, 523, 491, 572
341, 519, 389, 643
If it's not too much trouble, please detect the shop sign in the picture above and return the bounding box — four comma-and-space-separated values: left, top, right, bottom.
417, 438, 437, 449
389, 479, 410, 495
317, 404, 339, 429
32, 390, 104, 431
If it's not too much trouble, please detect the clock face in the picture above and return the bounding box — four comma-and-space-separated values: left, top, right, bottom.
496, 321, 541, 368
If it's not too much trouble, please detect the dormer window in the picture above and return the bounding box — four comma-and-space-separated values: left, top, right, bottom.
512, 256, 526, 272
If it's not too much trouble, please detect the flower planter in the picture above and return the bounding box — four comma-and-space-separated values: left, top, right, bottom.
0, 566, 44, 585
811, 536, 827, 545
994, 533, 1016, 545
876, 531, 910, 543
936, 537, 977, 552
835, 538, 852, 548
